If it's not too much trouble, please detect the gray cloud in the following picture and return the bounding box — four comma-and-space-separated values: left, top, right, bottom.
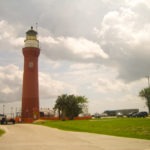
1, 0, 150, 83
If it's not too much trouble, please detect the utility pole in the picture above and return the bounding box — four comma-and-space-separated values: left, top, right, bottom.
11, 107, 14, 118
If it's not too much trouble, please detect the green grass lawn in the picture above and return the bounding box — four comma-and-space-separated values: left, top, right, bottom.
36, 118, 150, 140
0, 129, 5, 136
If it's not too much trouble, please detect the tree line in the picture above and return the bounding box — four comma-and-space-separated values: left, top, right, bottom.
53, 86, 150, 121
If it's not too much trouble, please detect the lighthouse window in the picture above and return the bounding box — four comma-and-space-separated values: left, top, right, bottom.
27, 35, 36, 40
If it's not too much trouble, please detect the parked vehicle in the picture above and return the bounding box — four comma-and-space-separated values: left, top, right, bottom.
0, 114, 15, 125
127, 112, 137, 117
127, 111, 148, 118
134, 112, 148, 118
100, 113, 108, 117
0, 114, 5, 124
116, 112, 123, 117
92, 113, 101, 118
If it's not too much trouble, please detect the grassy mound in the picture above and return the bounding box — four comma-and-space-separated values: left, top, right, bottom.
35, 118, 150, 140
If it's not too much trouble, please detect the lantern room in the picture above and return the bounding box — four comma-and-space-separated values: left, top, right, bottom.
24, 26, 39, 48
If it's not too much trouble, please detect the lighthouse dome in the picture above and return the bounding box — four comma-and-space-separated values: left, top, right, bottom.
26, 26, 37, 36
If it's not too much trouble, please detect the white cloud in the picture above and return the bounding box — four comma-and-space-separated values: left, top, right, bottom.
0, 20, 24, 50
0, 64, 76, 103
65, 37, 109, 59
39, 72, 76, 100
1, 87, 13, 94
40, 35, 109, 62
70, 63, 96, 70
92, 78, 127, 93
0, 20, 15, 39
97, 8, 138, 45
93, 2, 150, 82
39, 36, 58, 45
0, 65, 22, 103
126, 0, 150, 8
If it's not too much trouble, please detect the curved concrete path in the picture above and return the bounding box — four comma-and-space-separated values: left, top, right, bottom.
0, 124, 150, 150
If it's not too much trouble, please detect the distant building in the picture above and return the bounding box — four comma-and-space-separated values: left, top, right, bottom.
40, 108, 54, 117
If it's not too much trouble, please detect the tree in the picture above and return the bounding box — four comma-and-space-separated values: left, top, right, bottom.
54, 94, 87, 120
139, 87, 150, 113
54, 94, 68, 120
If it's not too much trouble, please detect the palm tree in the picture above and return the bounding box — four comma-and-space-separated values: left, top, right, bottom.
54, 94, 68, 120
139, 87, 150, 113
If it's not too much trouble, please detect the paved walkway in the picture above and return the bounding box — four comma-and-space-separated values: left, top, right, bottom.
0, 124, 150, 150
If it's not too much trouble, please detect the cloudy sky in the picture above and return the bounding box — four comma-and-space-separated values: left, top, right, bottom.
0, 0, 149, 115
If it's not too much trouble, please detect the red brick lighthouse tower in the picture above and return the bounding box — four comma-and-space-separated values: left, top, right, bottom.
22, 27, 40, 123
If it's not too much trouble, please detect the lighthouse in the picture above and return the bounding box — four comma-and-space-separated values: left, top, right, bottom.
21, 26, 40, 123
